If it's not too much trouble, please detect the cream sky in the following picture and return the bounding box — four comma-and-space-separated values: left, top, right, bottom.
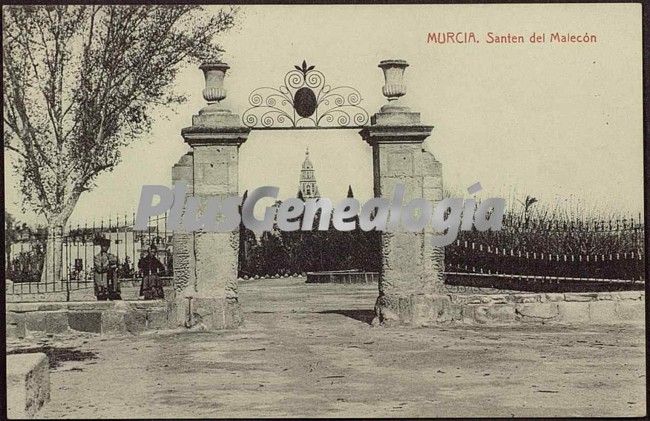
4, 4, 644, 226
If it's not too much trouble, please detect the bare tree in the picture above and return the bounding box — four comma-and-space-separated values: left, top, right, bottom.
4, 210, 18, 269
3, 5, 238, 282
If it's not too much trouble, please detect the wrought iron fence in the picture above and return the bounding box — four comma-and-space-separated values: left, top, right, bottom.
444, 213, 645, 291
501, 213, 645, 232
446, 240, 645, 281
6, 211, 646, 298
5, 214, 173, 299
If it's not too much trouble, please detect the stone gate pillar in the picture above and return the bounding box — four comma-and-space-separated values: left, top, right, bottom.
176, 62, 250, 330
361, 60, 445, 326
169, 152, 194, 327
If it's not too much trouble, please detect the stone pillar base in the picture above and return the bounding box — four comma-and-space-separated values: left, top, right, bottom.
373, 293, 457, 327
169, 293, 243, 330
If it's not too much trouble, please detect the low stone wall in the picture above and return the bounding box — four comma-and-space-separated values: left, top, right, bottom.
6, 300, 171, 338
306, 271, 379, 284
375, 290, 646, 326
6, 353, 50, 418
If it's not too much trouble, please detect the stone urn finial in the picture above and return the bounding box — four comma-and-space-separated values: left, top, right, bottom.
190, 61, 242, 127
378, 59, 409, 101
199, 61, 230, 107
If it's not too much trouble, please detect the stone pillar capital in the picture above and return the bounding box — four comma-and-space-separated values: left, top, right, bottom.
181, 125, 250, 148
360, 124, 433, 147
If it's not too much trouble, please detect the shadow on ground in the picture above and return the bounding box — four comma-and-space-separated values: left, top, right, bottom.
7, 346, 98, 369
318, 309, 375, 325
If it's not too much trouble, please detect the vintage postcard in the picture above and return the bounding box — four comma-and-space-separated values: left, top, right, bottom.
3, 3, 646, 418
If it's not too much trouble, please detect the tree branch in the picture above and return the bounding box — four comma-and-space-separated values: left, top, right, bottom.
4, 142, 28, 160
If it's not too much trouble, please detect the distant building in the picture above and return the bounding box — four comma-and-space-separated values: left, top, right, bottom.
298, 147, 320, 199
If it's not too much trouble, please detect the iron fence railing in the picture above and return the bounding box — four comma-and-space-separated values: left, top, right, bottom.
5, 212, 646, 299
445, 239, 645, 287
6, 214, 172, 298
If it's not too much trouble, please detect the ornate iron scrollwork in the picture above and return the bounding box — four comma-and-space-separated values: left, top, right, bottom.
242, 60, 369, 129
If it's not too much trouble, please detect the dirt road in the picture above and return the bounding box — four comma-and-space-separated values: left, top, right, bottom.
20, 277, 646, 417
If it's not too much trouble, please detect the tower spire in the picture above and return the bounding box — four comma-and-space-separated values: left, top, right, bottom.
299, 147, 320, 199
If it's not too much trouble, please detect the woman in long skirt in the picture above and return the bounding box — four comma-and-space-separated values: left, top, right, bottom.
138, 244, 166, 300
94, 238, 119, 300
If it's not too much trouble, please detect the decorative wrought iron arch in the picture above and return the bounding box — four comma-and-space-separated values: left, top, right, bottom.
242, 60, 370, 130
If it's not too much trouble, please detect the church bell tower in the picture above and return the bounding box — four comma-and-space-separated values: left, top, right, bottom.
299, 147, 320, 199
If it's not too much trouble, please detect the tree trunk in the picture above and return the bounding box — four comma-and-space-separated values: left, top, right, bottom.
40, 224, 67, 285
39, 195, 79, 285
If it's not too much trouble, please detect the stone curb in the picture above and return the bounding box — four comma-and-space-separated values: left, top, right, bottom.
7, 353, 50, 419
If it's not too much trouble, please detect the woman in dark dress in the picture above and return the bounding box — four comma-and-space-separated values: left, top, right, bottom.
138, 244, 165, 300
94, 238, 120, 300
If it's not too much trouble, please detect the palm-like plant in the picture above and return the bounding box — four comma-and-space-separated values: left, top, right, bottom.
518, 195, 538, 218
